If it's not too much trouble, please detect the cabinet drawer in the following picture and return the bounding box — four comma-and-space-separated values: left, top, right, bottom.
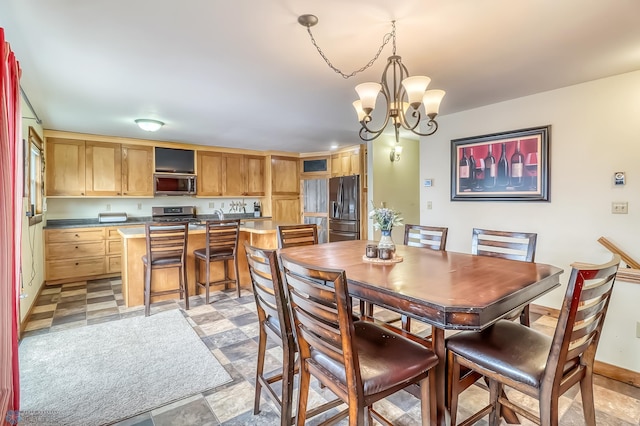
106, 239, 122, 255
106, 227, 127, 239
107, 255, 121, 273
46, 257, 106, 281
46, 228, 104, 243
46, 241, 105, 260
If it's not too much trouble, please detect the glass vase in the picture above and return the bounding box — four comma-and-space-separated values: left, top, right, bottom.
377, 229, 396, 259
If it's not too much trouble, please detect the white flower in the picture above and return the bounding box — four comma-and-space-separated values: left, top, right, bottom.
369, 203, 403, 232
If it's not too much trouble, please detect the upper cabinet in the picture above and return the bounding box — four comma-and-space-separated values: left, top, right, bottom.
271, 155, 299, 195
197, 152, 265, 197
197, 151, 223, 196
121, 145, 153, 196
331, 147, 362, 177
46, 138, 153, 197
46, 138, 86, 196
85, 141, 122, 196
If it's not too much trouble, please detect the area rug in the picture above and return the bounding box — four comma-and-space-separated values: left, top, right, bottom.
19, 309, 232, 425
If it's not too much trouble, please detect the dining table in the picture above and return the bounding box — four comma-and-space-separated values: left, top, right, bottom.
279, 239, 563, 425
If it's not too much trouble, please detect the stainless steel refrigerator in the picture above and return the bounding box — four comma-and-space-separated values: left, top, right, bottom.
329, 175, 360, 241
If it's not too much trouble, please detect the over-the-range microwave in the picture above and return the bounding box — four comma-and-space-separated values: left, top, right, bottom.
153, 174, 197, 196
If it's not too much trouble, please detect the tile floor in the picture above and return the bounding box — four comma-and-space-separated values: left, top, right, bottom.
21, 279, 640, 425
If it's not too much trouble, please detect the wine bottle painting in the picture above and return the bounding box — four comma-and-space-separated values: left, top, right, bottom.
451, 126, 550, 201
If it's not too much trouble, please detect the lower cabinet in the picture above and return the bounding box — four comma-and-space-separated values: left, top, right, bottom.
272, 197, 301, 223
45, 225, 133, 284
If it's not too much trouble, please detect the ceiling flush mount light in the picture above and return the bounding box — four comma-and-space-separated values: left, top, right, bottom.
299, 15, 445, 144
390, 144, 403, 162
135, 118, 164, 132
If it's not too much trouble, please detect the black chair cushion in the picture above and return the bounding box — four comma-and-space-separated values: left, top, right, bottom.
193, 247, 234, 260
141, 254, 183, 266
311, 321, 438, 395
447, 320, 577, 388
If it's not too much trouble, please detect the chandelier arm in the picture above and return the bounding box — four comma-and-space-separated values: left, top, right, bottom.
408, 119, 440, 137
304, 23, 395, 79
358, 127, 385, 142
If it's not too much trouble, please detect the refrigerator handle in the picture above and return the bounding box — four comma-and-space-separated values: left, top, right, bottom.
331, 201, 338, 218
337, 180, 343, 217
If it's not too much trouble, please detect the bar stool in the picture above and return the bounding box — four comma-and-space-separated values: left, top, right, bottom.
194, 219, 241, 301
142, 222, 189, 317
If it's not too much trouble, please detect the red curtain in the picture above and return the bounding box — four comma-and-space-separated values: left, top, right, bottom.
0, 27, 23, 421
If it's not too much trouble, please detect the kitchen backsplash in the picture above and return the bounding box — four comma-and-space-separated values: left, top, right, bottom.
45, 197, 262, 220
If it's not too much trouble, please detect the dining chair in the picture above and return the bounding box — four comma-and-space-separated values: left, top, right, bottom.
194, 219, 241, 300
365, 224, 449, 333
244, 242, 342, 425
472, 228, 538, 325
279, 253, 439, 425
277, 224, 318, 249
446, 255, 620, 426
142, 222, 189, 317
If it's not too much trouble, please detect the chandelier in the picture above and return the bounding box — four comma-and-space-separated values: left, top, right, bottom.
299, 15, 445, 144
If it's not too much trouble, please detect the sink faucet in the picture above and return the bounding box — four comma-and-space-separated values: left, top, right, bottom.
213, 208, 224, 220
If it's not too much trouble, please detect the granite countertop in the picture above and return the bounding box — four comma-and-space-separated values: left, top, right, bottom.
45, 214, 271, 229
118, 220, 293, 239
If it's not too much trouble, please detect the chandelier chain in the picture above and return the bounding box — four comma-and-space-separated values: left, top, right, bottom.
305, 21, 396, 79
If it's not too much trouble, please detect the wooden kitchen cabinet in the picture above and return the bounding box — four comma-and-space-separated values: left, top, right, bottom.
197, 151, 223, 196
272, 196, 301, 223
222, 153, 246, 196
85, 141, 122, 196
121, 144, 153, 196
271, 155, 299, 195
45, 138, 86, 196
245, 155, 265, 196
331, 148, 361, 177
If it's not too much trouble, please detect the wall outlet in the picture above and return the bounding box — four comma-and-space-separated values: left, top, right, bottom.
636, 321, 640, 338
221, 202, 225, 208
426, 201, 433, 210
106, 203, 111, 212
137, 203, 142, 210
208, 202, 214, 208
611, 202, 628, 214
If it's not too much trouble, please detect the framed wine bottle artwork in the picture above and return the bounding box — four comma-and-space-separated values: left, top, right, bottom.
450, 125, 550, 201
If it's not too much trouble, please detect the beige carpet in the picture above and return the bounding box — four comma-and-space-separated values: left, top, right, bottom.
19, 309, 231, 425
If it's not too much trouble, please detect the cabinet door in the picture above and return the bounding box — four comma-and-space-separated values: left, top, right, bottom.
197, 151, 223, 196
86, 141, 122, 196
272, 197, 301, 223
222, 153, 247, 196
331, 153, 342, 177
246, 155, 265, 196
271, 156, 299, 195
340, 152, 352, 175
349, 150, 361, 175
45, 138, 86, 196
122, 145, 153, 196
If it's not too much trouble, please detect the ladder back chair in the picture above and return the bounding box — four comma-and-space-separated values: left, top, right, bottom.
277, 224, 319, 249
279, 253, 439, 426
194, 219, 241, 300
446, 255, 620, 426
245, 242, 343, 425
365, 224, 449, 333
142, 222, 189, 317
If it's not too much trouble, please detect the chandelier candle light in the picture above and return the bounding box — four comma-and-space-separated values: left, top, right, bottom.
299, 15, 446, 144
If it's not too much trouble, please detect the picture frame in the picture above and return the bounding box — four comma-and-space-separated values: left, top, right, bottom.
451, 125, 550, 201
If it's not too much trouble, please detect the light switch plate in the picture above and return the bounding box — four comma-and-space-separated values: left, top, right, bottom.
612, 202, 628, 214
636, 321, 640, 338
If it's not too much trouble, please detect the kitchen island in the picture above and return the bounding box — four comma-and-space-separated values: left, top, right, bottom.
118, 220, 291, 307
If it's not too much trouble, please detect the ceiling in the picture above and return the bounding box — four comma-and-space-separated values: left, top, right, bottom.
2, 1, 640, 154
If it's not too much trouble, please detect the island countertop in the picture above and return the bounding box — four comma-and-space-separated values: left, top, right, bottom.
118, 220, 292, 239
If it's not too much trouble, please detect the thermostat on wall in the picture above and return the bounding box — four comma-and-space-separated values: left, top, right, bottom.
424, 179, 433, 187
614, 172, 625, 186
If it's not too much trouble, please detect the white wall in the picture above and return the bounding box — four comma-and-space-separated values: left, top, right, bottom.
419, 70, 640, 372
46, 196, 262, 220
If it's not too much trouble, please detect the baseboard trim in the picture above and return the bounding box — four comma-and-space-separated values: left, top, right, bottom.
530, 304, 639, 388
20, 280, 46, 338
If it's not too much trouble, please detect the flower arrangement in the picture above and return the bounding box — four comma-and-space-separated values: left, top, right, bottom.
369, 203, 403, 233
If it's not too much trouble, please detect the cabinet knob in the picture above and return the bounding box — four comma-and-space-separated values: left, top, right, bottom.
75, 234, 79, 237
75, 246, 78, 249
81, 192, 84, 195
75, 262, 79, 266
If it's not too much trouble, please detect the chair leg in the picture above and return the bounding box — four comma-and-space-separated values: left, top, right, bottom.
539, 387, 560, 426
205, 259, 211, 304
194, 257, 201, 296
144, 264, 151, 317
182, 264, 189, 311
419, 376, 430, 426
579, 372, 596, 426
223, 261, 229, 291
520, 304, 531, 326
233, 257, 241, 298
488, 379, 502, 426
401, 315, 412, 332
295, 365, 311, 426
448, 351, 461, 426
281, 344, 296, 426
253, 327, 267, 415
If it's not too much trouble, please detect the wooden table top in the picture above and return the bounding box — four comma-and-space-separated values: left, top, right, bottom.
280, 240, 563, 330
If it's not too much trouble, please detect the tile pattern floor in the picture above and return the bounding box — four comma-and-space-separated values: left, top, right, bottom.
22, 279, 640, 425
